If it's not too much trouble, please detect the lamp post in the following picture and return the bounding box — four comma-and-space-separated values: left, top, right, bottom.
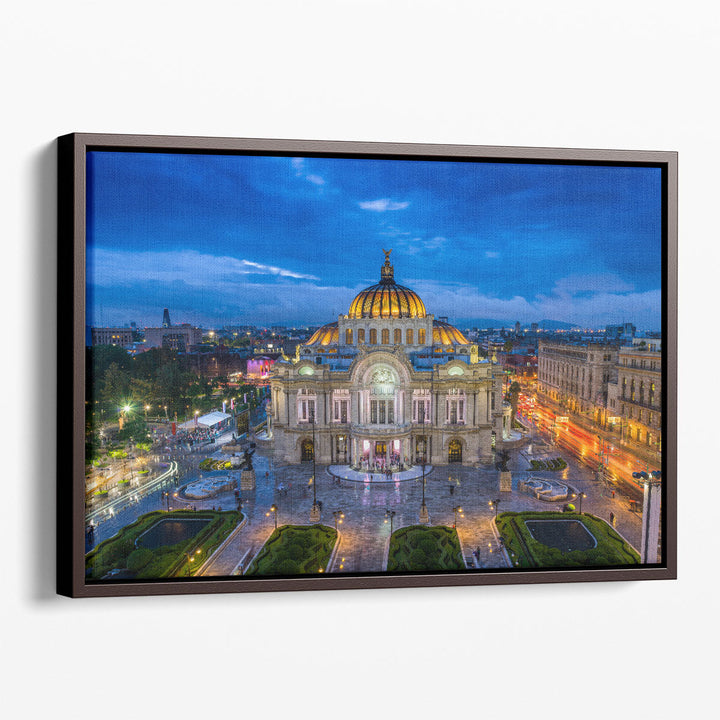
489, 498, 501, 521
418, 402, 429, 523
384, 509, 396, 534
310, 406, 320, 521
183, 548, 202, 575
452, 506, 464, 528
266, 503, 278, 529
571, 491, 586, 514
332, 509, 345, 531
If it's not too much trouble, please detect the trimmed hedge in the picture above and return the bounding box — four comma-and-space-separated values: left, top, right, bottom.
245, 525, 337, 576
199, 458, 233, 471
387, 525, 465, 572
86, 509, 240, 580
496, 511, 639, 569
529, 457, 567, 471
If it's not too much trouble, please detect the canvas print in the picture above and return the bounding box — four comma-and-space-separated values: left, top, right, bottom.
82, 149, 665, 583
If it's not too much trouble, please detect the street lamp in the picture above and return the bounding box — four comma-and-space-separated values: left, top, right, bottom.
384, 509, 396, 534
571, 491, 586, 514
489, 498, 501, 521
332, 509, 345, 531
183, 548, 202, 575
418, 402, 429, 523
310, 406, 320, 521
452, 506, 464, 528
266, 503, 278, 529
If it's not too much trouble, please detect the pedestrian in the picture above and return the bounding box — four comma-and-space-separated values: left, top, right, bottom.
611, 490, 615, 498
610, 511, 614, 525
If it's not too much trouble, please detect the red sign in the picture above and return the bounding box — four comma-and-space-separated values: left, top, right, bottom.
171, 422, 176, 435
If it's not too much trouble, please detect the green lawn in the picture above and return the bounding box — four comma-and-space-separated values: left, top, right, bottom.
86, 509, 240, 580
496, 511, 640, 568
245, 524, 338, 576
387, 525, 465, 572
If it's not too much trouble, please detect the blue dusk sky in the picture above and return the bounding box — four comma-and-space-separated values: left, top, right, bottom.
86, 151, 663, 330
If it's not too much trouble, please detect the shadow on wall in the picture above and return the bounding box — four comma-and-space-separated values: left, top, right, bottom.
28, 140, 58, 602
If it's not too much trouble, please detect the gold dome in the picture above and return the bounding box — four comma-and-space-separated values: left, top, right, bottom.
432, 320, 469, 345
348, 250, 427, 319
306, 322, 339, 346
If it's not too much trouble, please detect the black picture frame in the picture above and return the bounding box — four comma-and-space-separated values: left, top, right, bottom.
57, 133, 677, 598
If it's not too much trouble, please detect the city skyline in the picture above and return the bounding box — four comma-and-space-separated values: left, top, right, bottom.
87, 151, 663, 329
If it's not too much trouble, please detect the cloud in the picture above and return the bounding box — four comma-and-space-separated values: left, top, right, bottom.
549, 273, 635, 297
485, 251, 500, 259
358, 198, 411, 212
395, 236, 447, 255
88, 249, 319, 289
290, 157, 326, 188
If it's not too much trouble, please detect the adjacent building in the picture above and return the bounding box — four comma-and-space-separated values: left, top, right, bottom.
90, 327, 134, 348
537, 340, 618, 425
269, 251, 504, 467
606, 340, 662, 456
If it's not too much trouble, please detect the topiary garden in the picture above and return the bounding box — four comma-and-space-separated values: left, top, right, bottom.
85, 509, 240, 580
387, 525, 465, 572
496, 511, 639, 568
244, 525, 338, 576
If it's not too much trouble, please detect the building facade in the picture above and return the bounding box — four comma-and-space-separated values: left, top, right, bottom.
269, 252, 504, 467
537, 340, 618, 425
90, 327, 134, 348
606, 341, 662, 456
144, 324, 203, 351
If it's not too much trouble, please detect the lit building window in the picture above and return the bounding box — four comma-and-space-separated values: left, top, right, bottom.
381, 328, 389, 344
406, 328, 414, 344
357, 328, 365, 344
418, 328, 426, 344
394, 328, 401, 345
369, 328, 377, 344
345, 329, 353, 345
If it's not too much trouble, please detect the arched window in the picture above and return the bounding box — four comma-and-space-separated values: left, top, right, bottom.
394, 328, 401, 344
369, 328, 377, 344
406, 328, 414, 345
418, 328, 426, 344
345, 328, 353, 345
381, 328, 389, 344
357, 328, 365, 344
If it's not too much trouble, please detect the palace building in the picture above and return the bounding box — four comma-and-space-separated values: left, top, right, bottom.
268, 251, 504, 468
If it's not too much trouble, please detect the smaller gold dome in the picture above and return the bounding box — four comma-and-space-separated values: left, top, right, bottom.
306, 322, 339, 346
432, 321, 469, 345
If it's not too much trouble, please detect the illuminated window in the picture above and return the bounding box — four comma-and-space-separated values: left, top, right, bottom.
357, 328, 365, 344
381, 328, 389, 344
394, 328, 401, 344
418, 328, 426, 344
406, 328, 414, 344
345, 329, 353, 345
369, 328, 377, 344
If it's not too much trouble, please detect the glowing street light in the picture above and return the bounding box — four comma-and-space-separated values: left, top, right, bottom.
452, 506, 464, 528
384, 509, 396, 534
489, 498, 501, 521
266, 503, 278, 529
332, 509, 345, 531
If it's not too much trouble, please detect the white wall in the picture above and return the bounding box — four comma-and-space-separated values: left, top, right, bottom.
2, 2, 714, 718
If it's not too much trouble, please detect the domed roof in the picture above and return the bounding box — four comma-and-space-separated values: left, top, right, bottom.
306, 322, 339, 346
433, 320, 469, 345
348, 250, 426, 319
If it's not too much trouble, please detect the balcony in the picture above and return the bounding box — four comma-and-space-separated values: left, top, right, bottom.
351, 422, 412, 436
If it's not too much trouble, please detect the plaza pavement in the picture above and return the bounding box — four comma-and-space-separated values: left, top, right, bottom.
196, 432, 647, 577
